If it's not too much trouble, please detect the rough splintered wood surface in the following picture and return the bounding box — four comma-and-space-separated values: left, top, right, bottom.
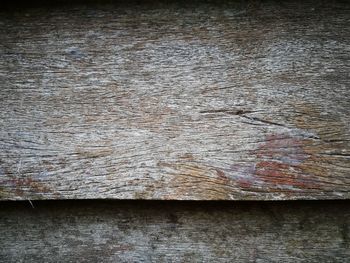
0, 0, 349, 200
0, 200, 349, 262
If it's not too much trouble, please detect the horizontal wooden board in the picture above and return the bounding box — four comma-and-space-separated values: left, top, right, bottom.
0, 0, 349, 200
0, 200, 349, 262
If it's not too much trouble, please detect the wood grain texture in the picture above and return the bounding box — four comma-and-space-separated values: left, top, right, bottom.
0, 0, 349, 200
0, 200, 349, 262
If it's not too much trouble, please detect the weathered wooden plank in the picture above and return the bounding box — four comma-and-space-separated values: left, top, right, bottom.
0, 0, 349, 200
0, 200, 349, 262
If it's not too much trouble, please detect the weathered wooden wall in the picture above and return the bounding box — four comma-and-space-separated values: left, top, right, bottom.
0, 0, 349, 200
0, 200, 349, 262
1, 2, 349, 262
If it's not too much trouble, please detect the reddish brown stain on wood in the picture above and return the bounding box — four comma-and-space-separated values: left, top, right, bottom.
2, 177, 52, 198
253, 133, 321, 189
215, 168, 228, 182
255, 134, 309, 163
254, 161, 321, 189
230, 133, 324, 191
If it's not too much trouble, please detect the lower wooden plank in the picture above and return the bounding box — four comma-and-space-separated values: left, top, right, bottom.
0, 200, 349, 262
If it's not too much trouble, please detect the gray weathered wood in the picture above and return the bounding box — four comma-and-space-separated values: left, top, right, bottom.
0, 200, 349, 262
0, 0, 349, 200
